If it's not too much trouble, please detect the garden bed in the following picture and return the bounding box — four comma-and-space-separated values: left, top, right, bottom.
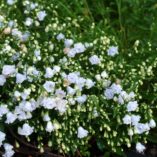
1, 0, 157, 157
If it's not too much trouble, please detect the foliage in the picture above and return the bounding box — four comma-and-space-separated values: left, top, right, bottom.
0, 0, 157, 156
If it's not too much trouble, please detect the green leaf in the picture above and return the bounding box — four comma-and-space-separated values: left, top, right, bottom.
104, 152, 110, 157
97, 140, 105, 152
148, 134, 157, 143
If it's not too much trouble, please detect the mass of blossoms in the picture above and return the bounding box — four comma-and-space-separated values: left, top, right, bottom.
0, 0, 156, 156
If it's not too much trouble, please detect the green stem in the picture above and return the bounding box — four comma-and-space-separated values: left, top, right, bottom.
83, 0, 94, 22
116, 0, 127, 49
116, 0, 123, 30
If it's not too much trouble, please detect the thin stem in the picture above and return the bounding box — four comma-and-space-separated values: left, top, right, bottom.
116, 0, 127, 49
83, 0, 94, 22
8, 127, 64, 157
7, 127, 38, 150
116, 0, 123, 30
76, 149, 82, 157
0, 151, 3, 155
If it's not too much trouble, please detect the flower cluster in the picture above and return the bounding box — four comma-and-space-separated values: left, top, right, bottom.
0, 0, 156, 156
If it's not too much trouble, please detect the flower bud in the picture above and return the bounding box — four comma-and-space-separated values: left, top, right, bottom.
3, 27, 11, 34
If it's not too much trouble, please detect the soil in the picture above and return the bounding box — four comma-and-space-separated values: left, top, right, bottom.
12, 143, 157, 157
6, 128, 157, 157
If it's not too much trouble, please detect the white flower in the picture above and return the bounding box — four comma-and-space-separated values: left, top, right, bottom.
104, 81, 122, 100
33, 50, 41, 60
25, 17, 33, 26
0, 131, 6, 146
21, 89, 31, 100
131, 115, 141, 126
61, 72, 67, 78
76, 77, 86, 89
12, 28, 22, 38
123, 115, 131, 125
56, 33, 65, 41
5, 112, 17, 124
64, 39, 74, 48
136, 143, 145, 153
8, 20, 15, 27
76, 95, 87, 104
77, 126, 88, 138
67, 48, 77, 58
149, 119, 156, 128
34, 49, 40, 57
30, 3, 38, 10
43, 81, 55, 93
44, 67, 54, 78
5, 45, 11, 51
19, 101, 35, 112
37, 11, 47, 21
55, 89, 66, 98
8, 20, 14, 27
110, 83, 122, 94
14, 91, 21, 98
15, 109, 32, 121
101, 71, 108, 78
67, 86, 76, 95
16, 73, 26, 84
135, 123, 150, 134
12, 53, 20, 61
128, 92, 135, 99
2, 65, 16, 76
3, 143, 15, 157
120, 91, 129, 100
18, 123, 34, 136
0, 105, 8, 117
86, 79, 95, 89
7, 0, 15, 5
74, 43, 86, 53
43, 113, 50, 122
55, 98, 67, 113
0, 75, 6, 86
118, 95, 124, 104
53, 66, 61, 73
107, 46, 118, 56
32, 68, 40, 76
89, 55, 100, 65
46, 121, 54, 133
104, 88, 114, 100
41, 97, 56, 109
21, 32, 30, 42
127, 101, 138, 112
67, 73, 78, 84
3, 143, 13, 151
